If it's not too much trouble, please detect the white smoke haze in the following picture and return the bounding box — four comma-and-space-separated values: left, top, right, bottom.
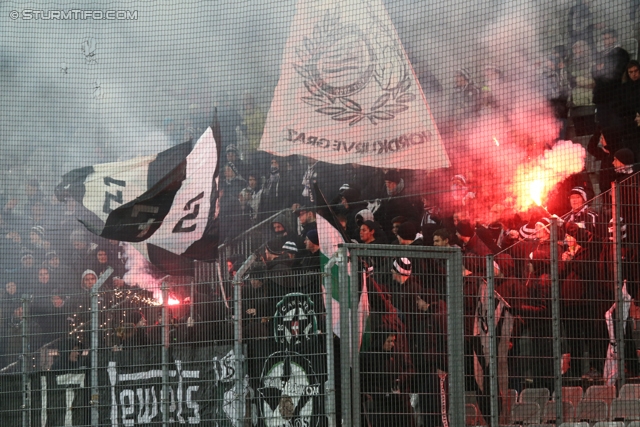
0, 0, 294, 187
394, 0, 617, 217
122, 242, 163, 299
0, 0, 629, 210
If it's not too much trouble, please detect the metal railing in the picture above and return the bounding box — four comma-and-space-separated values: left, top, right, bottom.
195, 208, 296, 287
2, 174, 640, 426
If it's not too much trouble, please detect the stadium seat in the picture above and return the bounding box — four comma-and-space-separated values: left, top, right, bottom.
575, 400, 609, 423
466, 403, 482, 426
558, 423, 588, 427
510, 402, 541, 425
542, 400, 574, 424
521, 388, 551, 412
592, 422, 624, 427
584, 385, 616, 412
610, 399, 640, 422
561, 387, 584, 409
619, 383, 640, 400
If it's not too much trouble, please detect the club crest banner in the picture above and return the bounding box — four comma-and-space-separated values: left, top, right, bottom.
260, 0, 450, 170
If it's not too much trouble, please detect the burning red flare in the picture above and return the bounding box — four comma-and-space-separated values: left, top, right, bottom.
511, 140, 586, 211
158, 294, 181, 305
529, 179, 544, 206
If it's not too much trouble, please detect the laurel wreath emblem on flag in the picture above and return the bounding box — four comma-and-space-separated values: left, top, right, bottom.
294, 8, 415, 126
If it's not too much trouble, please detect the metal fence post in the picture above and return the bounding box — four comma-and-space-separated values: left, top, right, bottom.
233, 254, 256, 426
161, 281, 170, 427
323, 255, 338, 427
337, 245, 351, 427
216, 260, 230, 310
340, 243, 466, 427
550, 218, 563, 424
485, 255, 499, 427
612, 182, 626, 386
21, 294, 32, 427
90, 267, 113, 426
349, 248, 361, 427
448, 249, 465, 427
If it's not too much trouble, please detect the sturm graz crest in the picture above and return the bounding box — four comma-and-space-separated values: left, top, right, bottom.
294, 5, 416, 126
273, 293, 318, 347
257, 351, 323, 427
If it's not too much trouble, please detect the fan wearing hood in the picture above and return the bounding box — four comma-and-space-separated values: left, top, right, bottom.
449, 67, 481, 131
373, 170, 423, 242
259, 157, 295, 221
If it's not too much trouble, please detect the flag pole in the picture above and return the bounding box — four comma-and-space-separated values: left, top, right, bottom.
90, 267, 113, 426
313, 182, 351, 243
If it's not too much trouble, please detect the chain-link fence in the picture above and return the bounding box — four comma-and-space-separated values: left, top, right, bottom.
0, 267, 243, 426
2, 172, 640, 426
2, 0, 640, 425
454, 172, 640, 426
333, 243, 465, 427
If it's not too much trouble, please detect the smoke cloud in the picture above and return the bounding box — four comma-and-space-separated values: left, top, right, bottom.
0, 0, 294, 189
0, 0, 627, 227
122, 243, 162, 298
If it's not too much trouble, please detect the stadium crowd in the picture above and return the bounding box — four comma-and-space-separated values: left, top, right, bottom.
1, 12, 640, 426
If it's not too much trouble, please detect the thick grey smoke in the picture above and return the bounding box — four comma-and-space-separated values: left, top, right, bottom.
387, 0, 628, 216
0, 0, 629, 207
0, 0, 630, 291
0, 1, 294, 188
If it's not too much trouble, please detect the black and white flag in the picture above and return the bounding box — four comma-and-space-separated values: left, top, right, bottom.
473, 280, 513, 393
604, 280, 632, 386
56, 120, 220, 263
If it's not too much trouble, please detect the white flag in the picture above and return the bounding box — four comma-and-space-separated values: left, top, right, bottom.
604, 281, 632, 386
260, 0, 450, 171
142, 126, 218, 255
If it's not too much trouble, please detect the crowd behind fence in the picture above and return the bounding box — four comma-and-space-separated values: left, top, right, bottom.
1, 173, 639, 426
2, 0, 640, 424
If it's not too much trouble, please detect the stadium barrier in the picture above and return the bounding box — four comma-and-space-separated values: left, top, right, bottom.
2, 174, 640, 426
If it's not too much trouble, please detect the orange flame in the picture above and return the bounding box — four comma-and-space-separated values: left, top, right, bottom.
529, 179, 544, 206
159, 295, 181, 305
510, 140, 586, 211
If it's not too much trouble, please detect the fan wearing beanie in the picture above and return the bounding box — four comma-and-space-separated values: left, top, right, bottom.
613, 148, 635, 175
298, 229, 321, 272
396, 222, 423, 246
374, 169, 423, 241
388, 257, 420, 324
562, 186, 600, 238
456, 221, 498, 256
386, 256, 448, 427
294, 205, 317, 246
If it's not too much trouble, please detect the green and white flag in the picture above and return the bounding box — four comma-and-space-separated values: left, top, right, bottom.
317, 212, 369, 348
